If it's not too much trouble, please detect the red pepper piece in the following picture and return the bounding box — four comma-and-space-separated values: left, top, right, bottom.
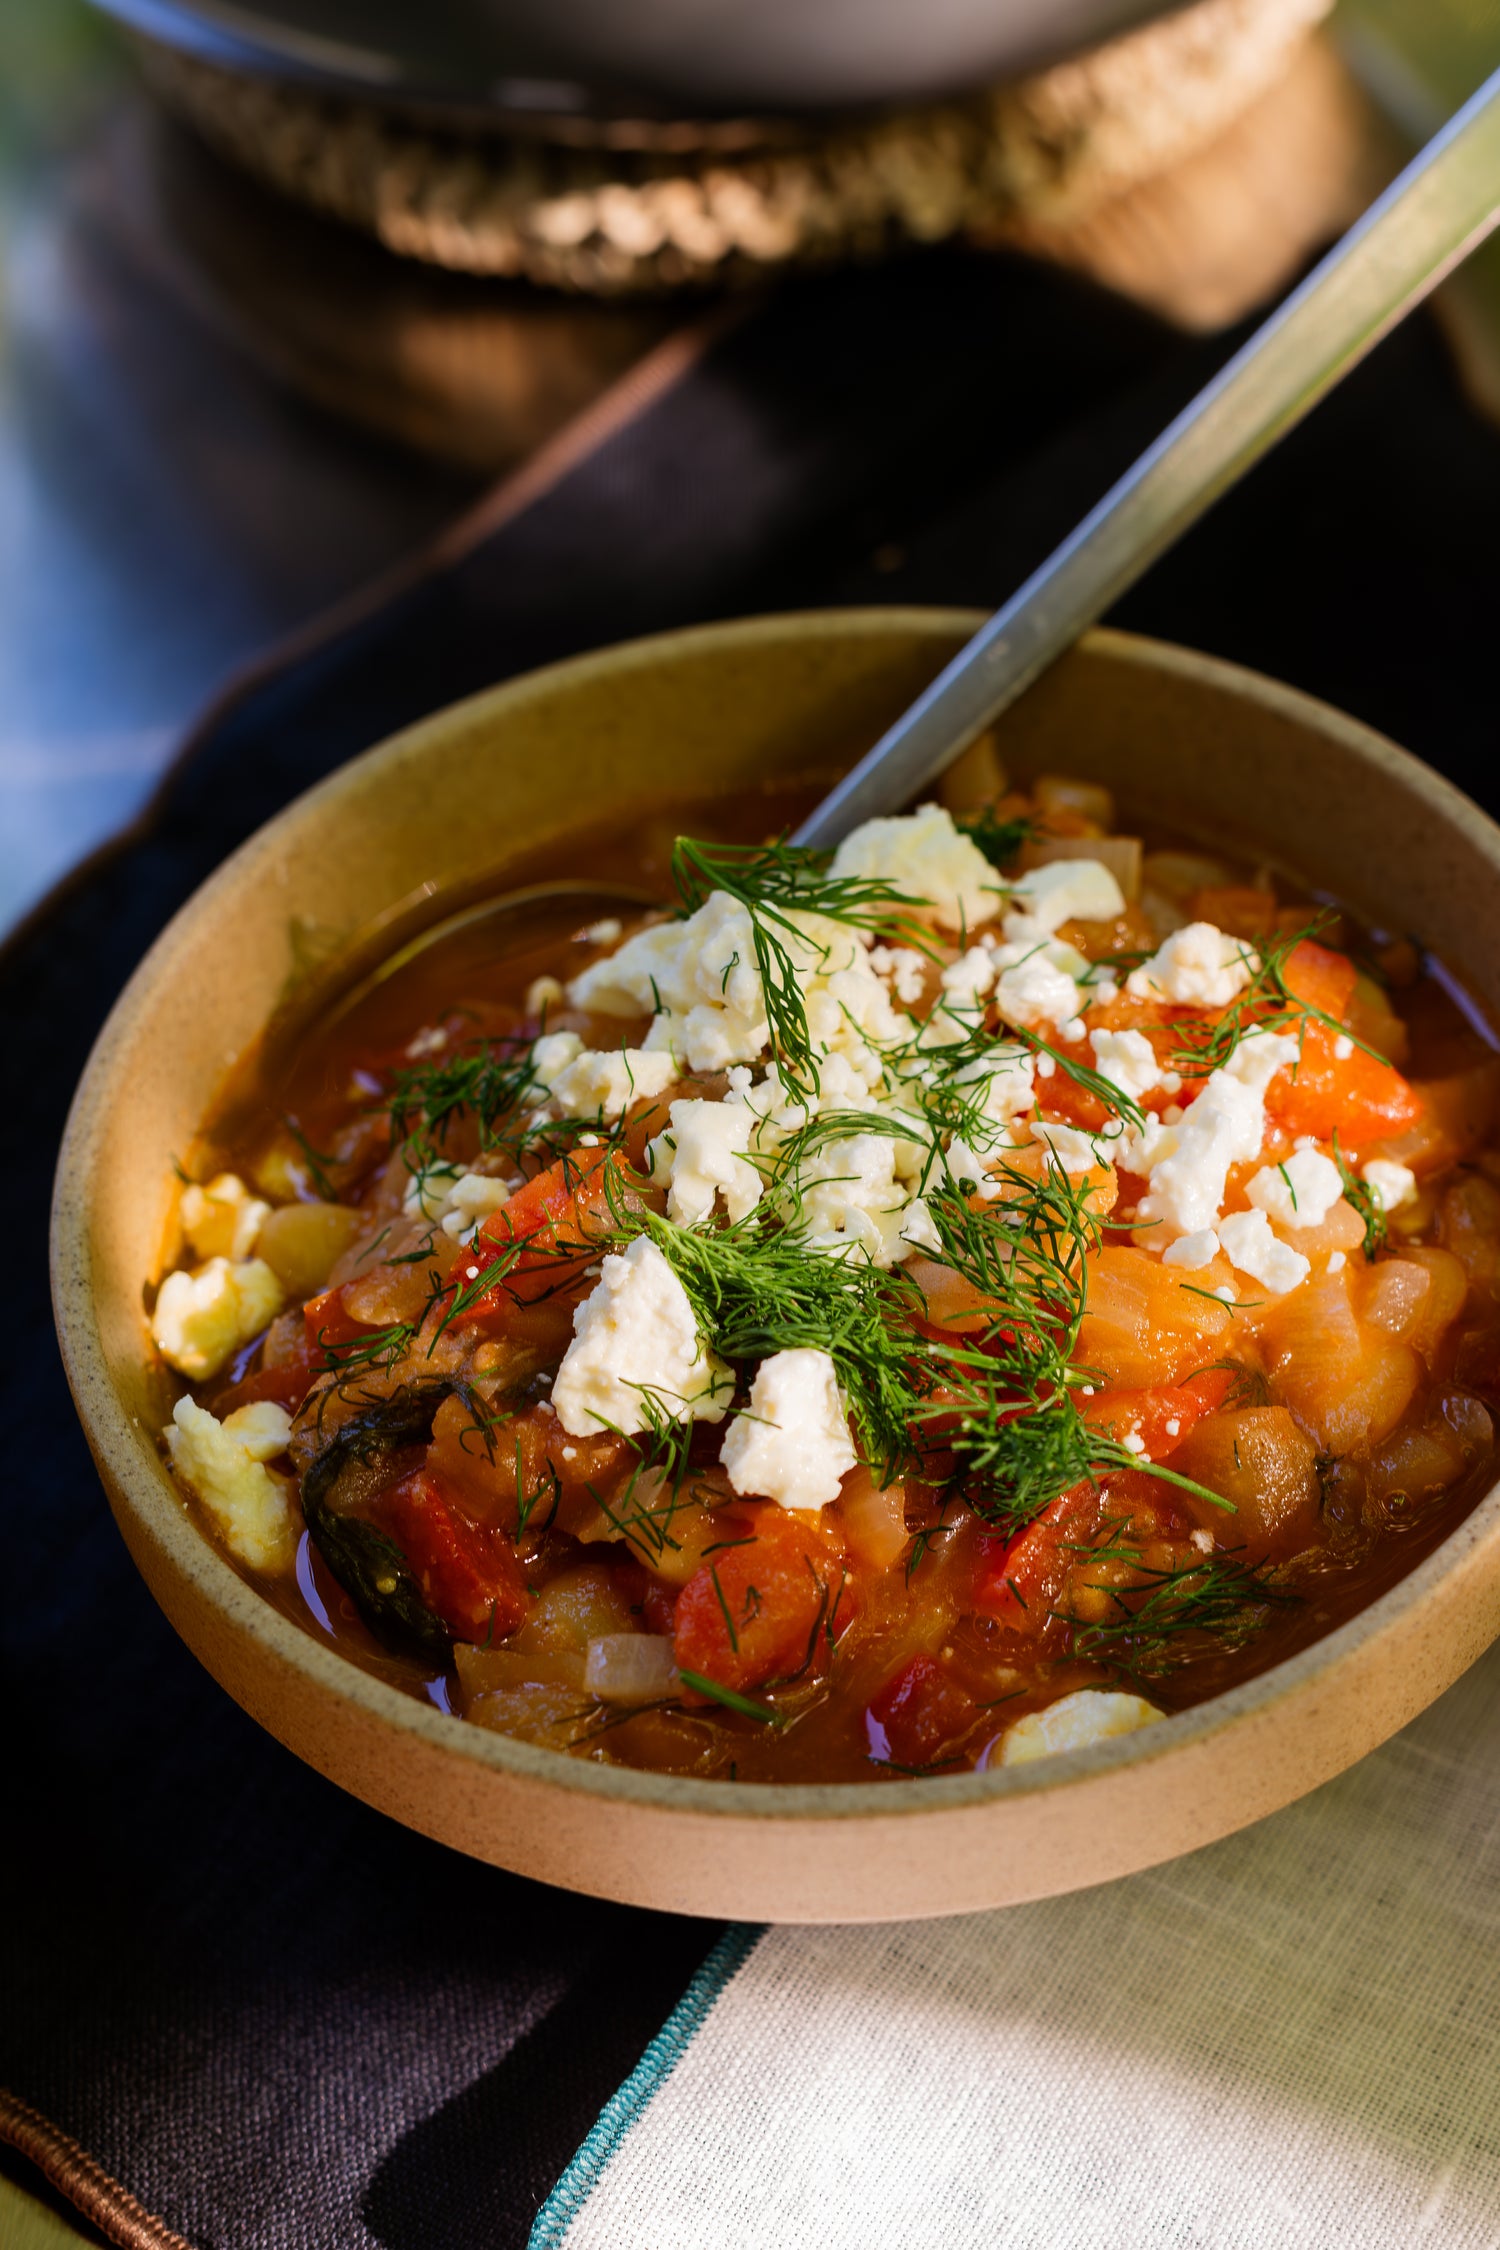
374, 1469, 530, 1643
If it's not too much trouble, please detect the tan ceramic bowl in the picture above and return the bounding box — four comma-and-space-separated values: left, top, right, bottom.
52, 610, 1500, 1922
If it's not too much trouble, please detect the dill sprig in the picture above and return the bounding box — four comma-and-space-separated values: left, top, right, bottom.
955, 808, 1035, 868
627, 1201, 927, 1481
671, 834, 929, 1093
1069, 1545, 1299, 1675
384, 1037, 541, 1151
1016, 1026, 1145, 1134
675, 1669, 786, 1725
1332, 1131, 1387, 1260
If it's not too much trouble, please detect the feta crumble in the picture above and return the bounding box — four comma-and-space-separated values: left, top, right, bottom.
1089, 1027, 1163, 1105
1004, 857, 1125, 936
649, 1098, 760, 1226
552, 1236, 731, 1437
1215, 1207, 1311, 1295
1363, 1158, 1418, 1213
151, 1256, 285, 1381
1127, 922, 1257, 1009
165, 1397, 298, 1574
1133, 1030, 1297, 1241
547, 1044, 677, 1121
828, 803, 997, 931
1245, 1147, 1343, 1230
720, 1348, 857, 1510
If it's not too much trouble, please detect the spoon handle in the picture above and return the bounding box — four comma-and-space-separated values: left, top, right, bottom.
794, 64, 1500, 850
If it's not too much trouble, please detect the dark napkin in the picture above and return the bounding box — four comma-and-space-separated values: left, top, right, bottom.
5, 243, 1500, 2250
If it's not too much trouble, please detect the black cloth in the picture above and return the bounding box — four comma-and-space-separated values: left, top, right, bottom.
4, 244, 1499, 2250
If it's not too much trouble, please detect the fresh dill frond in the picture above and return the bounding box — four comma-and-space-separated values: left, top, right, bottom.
1016, 1026, 1145, 1133
955, 807, 1035, 868
1070, 1548, 1298, 1675
628, 1202, 926, 1481
1332, 1131, 1387, 1260
283, 1116, 340, 1201
384, 1037, 541, 1152
670, 833, 929, 1093
675, 1669, 786, 1725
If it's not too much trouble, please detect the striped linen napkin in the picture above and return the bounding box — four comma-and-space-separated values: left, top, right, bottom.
534, 1639, 1500, 2250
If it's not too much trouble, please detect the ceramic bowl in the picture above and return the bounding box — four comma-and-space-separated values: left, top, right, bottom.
52, 610, 1500, 1922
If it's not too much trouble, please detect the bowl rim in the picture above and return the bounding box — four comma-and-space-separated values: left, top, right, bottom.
51, 606, 1500, 1829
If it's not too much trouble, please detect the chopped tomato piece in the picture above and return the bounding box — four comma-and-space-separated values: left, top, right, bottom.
613, 1557, 680, 1637
1263, 1021, 1422, 1147
1281, 938, 1357, 1021
866, 1655, 978, 1768
216, 1333, 322, 1416
372, 1468, 530, 1642
302, 1280, 374, 1350
1080, 1365, 1235, 1460
972, 1481, 1099, 1631
673, 1507, 851, 1699
462, 1146, 631, 1318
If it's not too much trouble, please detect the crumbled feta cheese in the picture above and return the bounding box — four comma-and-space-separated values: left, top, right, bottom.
440, 1173, 513, 1238
1122, 1432, 1147, 1456
1216, 1208, 1311, 1295
529, 1030, 584, 1088
552, 1237, 731, 1437
1333, 1033, 1354, 1061
999, 1689, 1164, 1765
720, 1348, 856, 1510
151, 1256, 285, 1381
869, 945, 928, 1006
1134, 1030, 1297, 1241
404, 1024, 448, 1059
1245, 1147, 1343, 1230
992, 949, 1083, 1033
1127, 922, 1257, 1008
828, 803, 998, 931
571, 892, 770, 1072
583, 916, 623, 945
944, 1135, 1002, 1200
548, 1045, 677, 1121
939, 946, 997, 1009
406, 1164, 511, 1239
1089, 1027, 1163, 1106
1363, 1158, 1418, 1213
796, 1128, 913, 1252
525, 973, 565, 1016
165, 1396, 298, 1573
649, 1098, 760, 1226
897, 1198, 943, 1256
1058, 1016, 1087, 1045
180, 1173, 270, 1264
1031, 1119, 1119, 1175
1191, 1528, 1215, 1554
1162, 1228, 1221, 1270
1005, 858, 1125, 936
950, 1044, 1036, 1139
1164, 1417, 1181, 1438
1328, 1250, 1347, 1273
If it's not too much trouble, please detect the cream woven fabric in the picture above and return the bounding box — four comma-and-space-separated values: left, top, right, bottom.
544, 1641, 1500, 2249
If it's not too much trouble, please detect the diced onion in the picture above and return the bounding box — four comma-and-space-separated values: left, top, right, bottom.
838, 1471, 910, 1571
585, 1634, 678, 1706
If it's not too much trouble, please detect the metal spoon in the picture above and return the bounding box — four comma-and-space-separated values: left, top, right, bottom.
794, 63, 1500, 851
